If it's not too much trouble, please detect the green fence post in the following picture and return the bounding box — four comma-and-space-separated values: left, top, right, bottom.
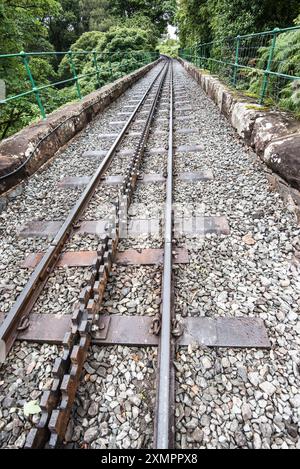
116, 52, 121, 75
200, 45, 204, 69
20, 51, 46, 119
260, 28, 280, 104
68, 51, 82, 100
93, 51, 101, 88
107, 53, 113, 81
204, 44, 208, 69
232, 35, 241, 86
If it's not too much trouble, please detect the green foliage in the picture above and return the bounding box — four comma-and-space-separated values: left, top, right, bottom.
0, 0, 60, 53
58, 31, 106, 80
0, 0, 61, 138
57, 24, 154, 94
158, 38, 179, 57
177, 0, 300, 47
177, 2, 300, 115
176, 0, 212, 47
111, 0, 176, 35
60, 25, 156, 95
48, 0, 85, 53
80, 0, 118, 32
116, 13, 158, 48
102, 27, 151, 54
0, 0, 168, 140
79, 0, 176, 36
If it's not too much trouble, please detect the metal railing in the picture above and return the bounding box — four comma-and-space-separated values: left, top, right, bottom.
179, 25, 300, 110
0, 50, 159, 120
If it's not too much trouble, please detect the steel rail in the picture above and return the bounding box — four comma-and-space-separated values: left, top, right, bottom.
25, 59, 170, 449
155, 60, 174, 449
0, 60, 168, 363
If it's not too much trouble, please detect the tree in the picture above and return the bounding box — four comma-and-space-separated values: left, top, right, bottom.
0, 0, 61, 53
158, 38, 179, 57
79, 0, 117, 32
56, 24, 156, 99
176, 0, 300, 46
0, 0, 61, 139
208, 0, 300, 40
58, 31, 105, 79
99, 25, 156, 82
176, 0, 212, 47
79, 0, 176, 36
110, 0, 176, 35
102, 26, 151, 54
47, 0, 85, 53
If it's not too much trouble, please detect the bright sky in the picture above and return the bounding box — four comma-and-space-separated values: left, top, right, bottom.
168, 24, 178, 40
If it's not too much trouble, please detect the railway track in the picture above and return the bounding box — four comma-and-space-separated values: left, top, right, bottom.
0, 58, 299, 450
0, 58, 174, 448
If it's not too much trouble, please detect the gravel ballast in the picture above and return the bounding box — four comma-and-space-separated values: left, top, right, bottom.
172, 61, 300, 449
69, 346, 157, 449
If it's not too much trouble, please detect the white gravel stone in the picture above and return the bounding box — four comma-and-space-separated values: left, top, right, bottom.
84, 427, 98, 444
259, 382, 277, 396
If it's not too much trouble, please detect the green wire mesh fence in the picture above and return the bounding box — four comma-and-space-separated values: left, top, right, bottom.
180, 25, 300, 112
0, 50, 159, 121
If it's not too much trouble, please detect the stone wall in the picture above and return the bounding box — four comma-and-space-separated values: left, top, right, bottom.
0, 59, 161, 195
178, 59, 300, 193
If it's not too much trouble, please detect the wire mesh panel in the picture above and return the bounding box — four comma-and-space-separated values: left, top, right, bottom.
180, 25, 300, 114
268, 29, 300, 110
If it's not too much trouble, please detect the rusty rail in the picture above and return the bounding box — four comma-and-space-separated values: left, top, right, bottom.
0, 61, 167, 364
25, 60, 170, 448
